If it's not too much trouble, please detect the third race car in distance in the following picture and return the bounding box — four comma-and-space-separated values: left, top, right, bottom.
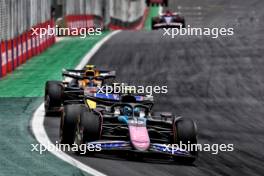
152, 10, 185, 30
146, 0, 168, 6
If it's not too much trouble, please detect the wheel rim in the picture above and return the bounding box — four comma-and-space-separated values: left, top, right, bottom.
59, 115, 64, 143
45, 95, 50, 110
74, 123, 83, 146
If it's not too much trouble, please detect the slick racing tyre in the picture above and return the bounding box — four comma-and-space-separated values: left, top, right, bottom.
176, 119, 197, 145
146, 0, 150, 6
74, 106, 101, 154
60, 104, 80, 145
163, 0, 168, 6
182, 20, 186, 28
174, 119, 198, 163
151, 20, 155, 30
151, 18, 159, 30
45, 81, 63, 116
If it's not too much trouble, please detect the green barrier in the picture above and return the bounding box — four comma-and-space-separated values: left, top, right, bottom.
144, 6, 160, 30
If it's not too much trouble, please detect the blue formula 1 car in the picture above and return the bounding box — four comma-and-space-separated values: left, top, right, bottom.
60, 94, 198, 163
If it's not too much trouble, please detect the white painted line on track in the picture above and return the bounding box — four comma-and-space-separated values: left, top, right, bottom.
55, 37, 67, 42
31, 30, 121, 176
31, 104, 107, 176
75, 31, 120, 70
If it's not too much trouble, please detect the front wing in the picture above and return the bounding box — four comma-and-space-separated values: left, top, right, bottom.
87, 140, 193, 158
153, 22, 184, 29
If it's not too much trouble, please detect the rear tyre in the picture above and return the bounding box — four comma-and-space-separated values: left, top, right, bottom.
145, 0, 150, 6
164, 0, 168, 6
60, 104, 80, 145
45, 81, 63, 116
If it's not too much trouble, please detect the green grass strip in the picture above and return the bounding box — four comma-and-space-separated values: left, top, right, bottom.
0, 32, 109, 97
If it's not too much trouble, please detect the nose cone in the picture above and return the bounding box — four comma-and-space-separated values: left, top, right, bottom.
129, 125, 150, 151
164, 17, 172, 24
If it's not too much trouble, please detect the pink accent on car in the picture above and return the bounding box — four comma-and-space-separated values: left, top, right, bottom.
129, 124, 150, 151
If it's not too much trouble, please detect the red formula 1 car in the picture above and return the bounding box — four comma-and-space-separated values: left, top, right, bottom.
152, 10, 185, 30
146, 0, 168, 6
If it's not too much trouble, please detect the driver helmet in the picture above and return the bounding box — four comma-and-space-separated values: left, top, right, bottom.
122, 106, 132, 116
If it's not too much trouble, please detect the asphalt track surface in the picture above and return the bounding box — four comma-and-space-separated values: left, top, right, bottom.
45, 0, 264, 175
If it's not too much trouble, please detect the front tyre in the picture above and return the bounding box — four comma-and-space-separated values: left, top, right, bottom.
175, 119, 198, 163
151, 20, 158, 30
181, 20, 186, 28
176, 119, 197, 145
60, 104, 80, 145
74, 107, 101, 154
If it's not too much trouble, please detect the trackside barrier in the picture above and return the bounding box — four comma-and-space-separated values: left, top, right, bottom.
0, 42, 1, 77
22, 33, 27, 63
0, 19, 55, 78
108, 0, 147, 30
13, 38, 17, 69
65, 15, 103, 35
108, 8, 148, 30
7, 40, 12, 73
64, 0, 103, 30
63, 0, 146, 32
1, 41, 6, 76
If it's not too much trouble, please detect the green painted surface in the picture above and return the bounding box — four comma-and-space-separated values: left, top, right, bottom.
0, 10, 160, 173
0, 33, 108, 97
0, 8, 159, 175
144, 6, 160, 30
0, 97, 92, 176
0, 33, 110, 175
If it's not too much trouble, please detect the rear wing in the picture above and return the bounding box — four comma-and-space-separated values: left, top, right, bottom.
146, 0, 168, 7
99, 70, 116, 79
62, 69, 116, 80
